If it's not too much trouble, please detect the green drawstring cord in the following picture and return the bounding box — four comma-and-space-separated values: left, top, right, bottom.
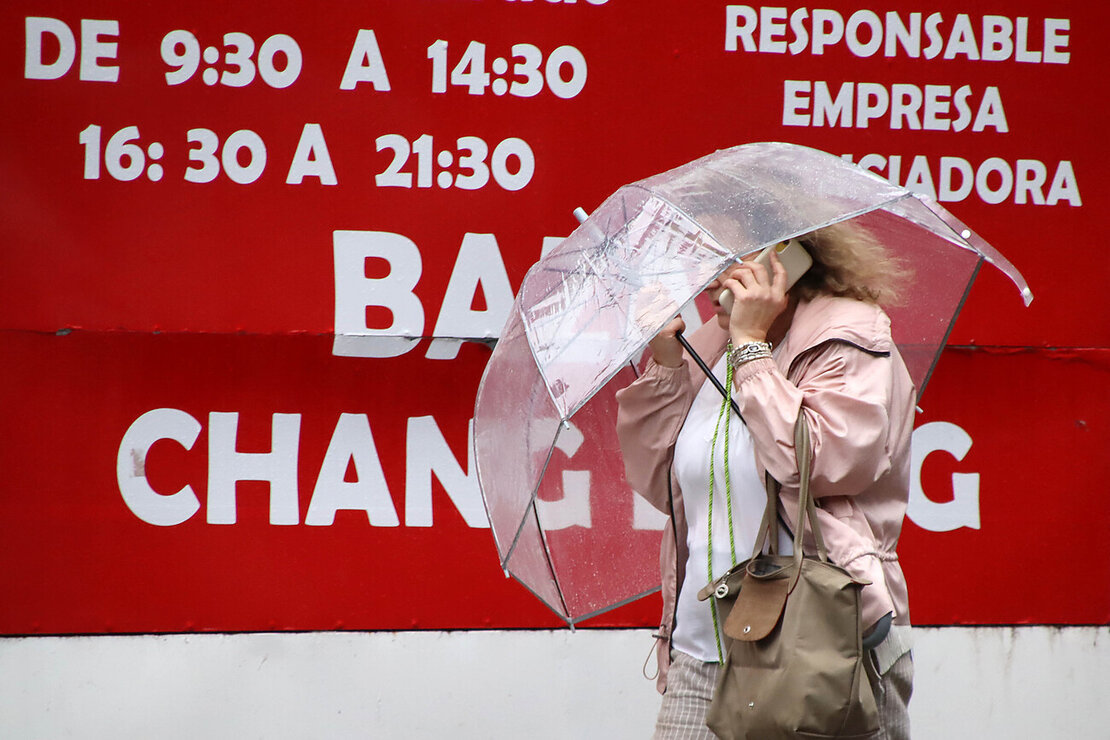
708, 348, 739, 664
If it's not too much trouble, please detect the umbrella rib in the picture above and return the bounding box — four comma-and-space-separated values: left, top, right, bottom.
497, 421, 579, 623
916, 257, 982, 399
500, 412, 560, 570
505, 569, 574, 627
546, 246, 637, 341
500, 464, 573, 622
909, 192, 1033, 304
531, 495, 574, 622
563, 585, 664, 628
526, 190, 752, 406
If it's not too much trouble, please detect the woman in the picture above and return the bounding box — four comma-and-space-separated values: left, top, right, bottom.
615, 222, 916, 739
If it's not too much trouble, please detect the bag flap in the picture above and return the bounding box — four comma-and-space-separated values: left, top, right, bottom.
723, 559, 791, 641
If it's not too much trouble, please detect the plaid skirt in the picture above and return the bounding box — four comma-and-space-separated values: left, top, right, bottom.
652, 651, 720, 739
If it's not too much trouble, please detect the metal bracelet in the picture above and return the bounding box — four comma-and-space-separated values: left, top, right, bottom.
727, 341, 773, 368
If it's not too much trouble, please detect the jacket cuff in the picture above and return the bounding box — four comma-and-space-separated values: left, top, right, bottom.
730, 355, 777, 386
642, 358, 689, 383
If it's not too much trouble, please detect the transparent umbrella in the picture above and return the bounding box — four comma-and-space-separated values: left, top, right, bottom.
473, 141, 1031, 625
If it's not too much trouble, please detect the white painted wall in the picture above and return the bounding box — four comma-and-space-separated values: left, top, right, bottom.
1, 626, 1105, 738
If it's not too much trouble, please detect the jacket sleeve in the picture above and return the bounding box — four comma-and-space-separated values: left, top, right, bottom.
614, 360, 694, 513
731, 341, 896, 497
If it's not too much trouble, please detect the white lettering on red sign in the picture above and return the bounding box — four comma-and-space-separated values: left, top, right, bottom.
339, 29, 391, 90
286, 124, 337, 185
307, 413, 399, 526
333, 230, 543, 360
783, 80, 1008, 132
117, 409, 202, 526
908, 422, 981, 532
725, 7, 1070, 64
25, 17, 120, 82
842, 153, 1082, 206
116, 410, 487, 529
119, 413, 984, 533
333, 230, 426, 359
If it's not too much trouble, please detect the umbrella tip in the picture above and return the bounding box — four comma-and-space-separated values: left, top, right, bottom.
573, 206, 589, 224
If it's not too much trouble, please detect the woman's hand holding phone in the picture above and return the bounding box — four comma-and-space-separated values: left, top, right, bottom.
716, 239, 812, 345
721, 251, 790, 344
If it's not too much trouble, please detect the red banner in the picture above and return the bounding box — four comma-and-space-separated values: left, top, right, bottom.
2, 1, 1107, 634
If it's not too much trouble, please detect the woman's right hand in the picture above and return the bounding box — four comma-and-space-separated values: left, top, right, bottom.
648, 317, 686, 368
721, 250, 789, 346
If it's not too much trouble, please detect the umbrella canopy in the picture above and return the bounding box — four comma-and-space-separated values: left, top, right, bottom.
473, 142, 1031, 625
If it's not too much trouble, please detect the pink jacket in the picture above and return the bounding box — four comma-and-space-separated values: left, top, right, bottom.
615, 294, 915, 693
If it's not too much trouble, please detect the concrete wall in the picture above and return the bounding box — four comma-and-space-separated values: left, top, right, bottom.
1, 626, 1105, 738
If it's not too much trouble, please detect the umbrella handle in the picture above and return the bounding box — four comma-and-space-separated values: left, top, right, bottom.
674, 330, 744, 424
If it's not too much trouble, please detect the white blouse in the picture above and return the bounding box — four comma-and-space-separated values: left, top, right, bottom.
670, 354, 781, 662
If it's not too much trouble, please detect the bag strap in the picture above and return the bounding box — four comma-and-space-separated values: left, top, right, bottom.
791, 412, 828, 564
748, 411, 829, 571
752, 473, 780, 558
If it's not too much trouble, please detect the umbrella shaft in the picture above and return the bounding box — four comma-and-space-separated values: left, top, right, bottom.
674, 331, 744, 423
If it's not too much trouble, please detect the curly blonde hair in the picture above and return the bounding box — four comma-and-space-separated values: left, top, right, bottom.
793, 220, 911, 306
